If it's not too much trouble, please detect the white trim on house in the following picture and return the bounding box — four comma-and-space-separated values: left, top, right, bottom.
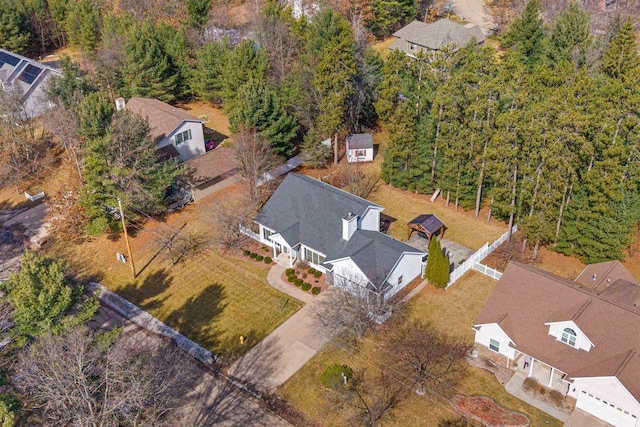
545, 320, 594, 352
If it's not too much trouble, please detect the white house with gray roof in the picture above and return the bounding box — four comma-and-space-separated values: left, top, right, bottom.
255, 174, 426, 300
390, 19, 486, 57
0, 49, 62, 118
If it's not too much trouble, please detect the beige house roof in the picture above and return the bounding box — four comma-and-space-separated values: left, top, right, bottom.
125, 98, 204, 144
475, 262, 640, 399
575, 260, 638, 293
391, 19, 486, 51
184, 147, 237, 188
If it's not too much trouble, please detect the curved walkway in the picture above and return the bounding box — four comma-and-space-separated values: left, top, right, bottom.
229, 263, 332, 393
505, 374, 569, 422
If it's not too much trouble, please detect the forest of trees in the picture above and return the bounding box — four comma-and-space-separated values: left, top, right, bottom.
377, 1, 640, 262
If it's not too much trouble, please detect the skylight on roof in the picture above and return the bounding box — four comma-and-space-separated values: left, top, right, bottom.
0, 51, 20, 67
17, 64, 42, 84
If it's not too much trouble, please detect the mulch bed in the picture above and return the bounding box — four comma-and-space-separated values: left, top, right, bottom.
451, 394, 530, 427
281, 264, 330, 296
466, 355, 513, 385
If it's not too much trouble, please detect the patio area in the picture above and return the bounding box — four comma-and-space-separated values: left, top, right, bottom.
513, 353, 570, 395
407, 235, 475, 269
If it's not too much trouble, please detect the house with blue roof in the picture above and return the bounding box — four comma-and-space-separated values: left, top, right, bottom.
255, 173, 426, 300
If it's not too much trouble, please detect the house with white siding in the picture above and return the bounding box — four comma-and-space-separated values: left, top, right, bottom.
474, 261, 640, 426
255, 173, 425, 300
124, 97, 206, 163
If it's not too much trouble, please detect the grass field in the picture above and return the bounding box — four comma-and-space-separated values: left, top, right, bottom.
52, 183, 303, 361
278, 271, 562, 426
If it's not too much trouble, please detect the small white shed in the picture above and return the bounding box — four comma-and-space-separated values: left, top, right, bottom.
346, 134, 374, 163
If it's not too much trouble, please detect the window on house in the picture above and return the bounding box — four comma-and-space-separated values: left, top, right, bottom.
397, 275, 403, 285
355, 150, 366, 157
561, 328, 577, 347
409, 42, 417, 51
263, 228, 274, 242
489, 339, 500, 352
175, 129, 192, 145
304, 247, 325, 265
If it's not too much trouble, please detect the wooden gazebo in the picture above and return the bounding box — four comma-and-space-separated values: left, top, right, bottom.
407, 214, 446, 240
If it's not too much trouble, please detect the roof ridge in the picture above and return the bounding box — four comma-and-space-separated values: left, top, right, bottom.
509, 262, 640, 317
290, 174, 383, 209
593, 261, 620, 292
615, 349, 636, 377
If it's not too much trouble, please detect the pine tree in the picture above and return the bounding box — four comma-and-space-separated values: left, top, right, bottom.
184, 0, 211, 30
502, 0, 545, 66
600, 20, 640, 80
548, 3, 591, 66
121, 21, 180, 103
300, 128, 332, 168
370, 0, 418, 39
0, 0, 31, 54
229, 78, 298, 155
65, 0, 101, 53
192, 41, 230, 104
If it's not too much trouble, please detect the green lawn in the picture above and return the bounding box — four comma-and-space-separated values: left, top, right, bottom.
52, 186, 303, 361
278, 271, 562, 426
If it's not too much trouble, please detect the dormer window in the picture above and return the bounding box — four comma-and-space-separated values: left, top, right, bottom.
561, 328, 577, 347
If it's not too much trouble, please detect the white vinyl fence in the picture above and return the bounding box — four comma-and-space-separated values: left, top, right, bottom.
446, 225, 517, 288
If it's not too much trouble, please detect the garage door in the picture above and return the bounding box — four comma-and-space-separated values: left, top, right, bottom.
576, 390, 638, 427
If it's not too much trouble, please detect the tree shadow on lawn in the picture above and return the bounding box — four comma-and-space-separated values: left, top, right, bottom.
118, 268, 174, 312
165, 283, 228, 351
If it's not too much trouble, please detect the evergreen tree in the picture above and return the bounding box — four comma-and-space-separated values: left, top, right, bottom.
370, 0, 417, 39
77, 92, 114, 140
192, 41, 230, 104
80, 111, 183, 235
65, 0, 101, 53
229, 78, 298, 155
300, 128, 332, 168
548, 3, 591, 66
312, 11, 357, 151
121, 21, 180, 103
1, 251, 72, 338
0, 0, 31, 54
502, 0, 545, 66
220, 39, 270, 116
184, 0, 211, 30
600, 20, 640, 80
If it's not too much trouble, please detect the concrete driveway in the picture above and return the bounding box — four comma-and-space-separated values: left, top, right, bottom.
451, 0, 494, 32
229, 264, 333, 393
407, 234, 475, 269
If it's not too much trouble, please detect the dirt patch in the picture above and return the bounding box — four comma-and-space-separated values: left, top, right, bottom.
483, 231, 586, 280
280, 267, 329, 295
177, 101, 231, 139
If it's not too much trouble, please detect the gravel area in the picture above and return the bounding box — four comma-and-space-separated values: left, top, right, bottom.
466, 355, 514, 385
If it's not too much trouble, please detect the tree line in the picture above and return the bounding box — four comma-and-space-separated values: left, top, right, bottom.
377, 1, 640, 263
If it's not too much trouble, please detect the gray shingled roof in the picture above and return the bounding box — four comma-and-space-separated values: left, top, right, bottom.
347, 134, 373, 150
326, 230, 424, 287
255, 173, 381, 256
392, 19, 486, 51
256, 174, 424, 285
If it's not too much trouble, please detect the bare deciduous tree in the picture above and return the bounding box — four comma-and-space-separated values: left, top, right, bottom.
380, 319, 469, 397
16, 326, 197, 427
313, 271, 400, 341
233, 128, 280, 203
207, 195, 254, 250
48, 106, 84, 180
152, 224, 211, 266
0, 299, 13, 335
326, 369, 407, 427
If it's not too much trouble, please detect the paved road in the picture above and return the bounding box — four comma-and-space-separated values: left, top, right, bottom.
229, 263, 333, 393
451, 0, 494, 32
1, 203, 49, 281
90, 303, 290, 426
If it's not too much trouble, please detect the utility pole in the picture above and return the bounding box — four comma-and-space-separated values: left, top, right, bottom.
118, 198, 136, 279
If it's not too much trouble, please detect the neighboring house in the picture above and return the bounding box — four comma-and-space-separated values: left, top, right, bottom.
346, 134, 374, 163
124, 97, 206, 163
255, 173, 426, 300
0, 49, 62, 118
390, 19, 486, 57
474, 261, 640, 427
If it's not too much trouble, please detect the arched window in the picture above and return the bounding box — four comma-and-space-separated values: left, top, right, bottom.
561, 328, 577, 347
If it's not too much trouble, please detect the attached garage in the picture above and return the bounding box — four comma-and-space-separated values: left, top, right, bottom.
576, 390, 638, 427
